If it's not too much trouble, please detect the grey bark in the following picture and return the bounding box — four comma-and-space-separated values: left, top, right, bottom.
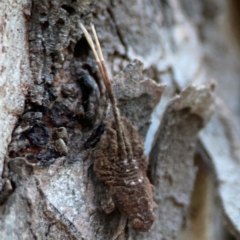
1, 0, 240, 240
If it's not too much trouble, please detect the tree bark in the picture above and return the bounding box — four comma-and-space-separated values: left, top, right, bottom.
1, 0, 240, 240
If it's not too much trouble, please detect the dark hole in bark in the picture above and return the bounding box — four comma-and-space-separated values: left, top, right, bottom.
50, 51, 58, 62
42, 21, 49, 29
74, 37, 90, 58
40, 12, 48, 17
61, 4, 75, 15
56, 18, 65, 26
50, 65, 57, 75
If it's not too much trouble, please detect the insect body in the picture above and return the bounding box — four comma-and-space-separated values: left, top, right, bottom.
80, 24, 157, 236
93, 118, 157, 232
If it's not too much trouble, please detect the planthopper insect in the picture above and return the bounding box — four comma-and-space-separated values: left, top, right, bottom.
80, 23, 157, 239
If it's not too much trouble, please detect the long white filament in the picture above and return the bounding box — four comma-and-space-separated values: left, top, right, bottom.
80, 23, 128, 158
79, 23, 100, 63
90, 23, 104, 61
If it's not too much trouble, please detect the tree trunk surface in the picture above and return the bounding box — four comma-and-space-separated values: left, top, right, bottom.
1, 0, 240, 240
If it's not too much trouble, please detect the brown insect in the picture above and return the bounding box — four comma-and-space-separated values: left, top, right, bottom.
80, 23, 157, 239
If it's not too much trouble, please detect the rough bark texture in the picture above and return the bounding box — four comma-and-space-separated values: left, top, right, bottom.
0, 0, 31, 180
1, 0, 240, 240
129, 85, 214, 240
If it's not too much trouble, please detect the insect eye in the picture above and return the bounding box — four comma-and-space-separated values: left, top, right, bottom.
132, 218, 143, 230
